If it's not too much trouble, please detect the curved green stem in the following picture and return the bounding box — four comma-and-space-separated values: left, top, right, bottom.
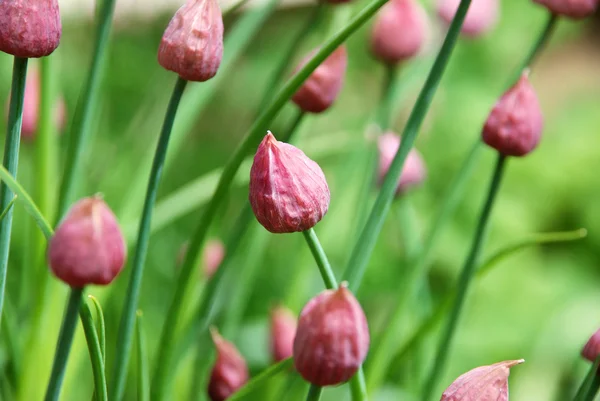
88, 296, 106, 361
0, 197, 17, 223
110, 77, 188, 401
302, 228, 337, 289
226, 358, 293, 401
574, 356, 600, 401
520, 13, 558, 75
80, 299, 107, 401
135, 312, 149, 401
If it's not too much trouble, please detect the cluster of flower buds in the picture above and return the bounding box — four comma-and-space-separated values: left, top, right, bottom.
270, 305, 297, 362
48, 196, 127, 288
207, 328, 249, 401
0, 0, 62, 58
177, 238, 225, 280
534, 0, 598, 19
377, 132, 426, 194
437, 0, 498, 38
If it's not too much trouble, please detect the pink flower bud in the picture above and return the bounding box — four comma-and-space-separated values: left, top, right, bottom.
270, 306, 297, 362
370, 0, 428, 64
208, 328, 249, 401
482, 72, 543, 157
48, 196, 127, 287
533, 0, 598, 19
582, 328, 600, 362
377, 132, 426, 194
293, 283, 370, 386
249, 132, 330, 233
292, 46, 348, 113
203, 239, 225, 279
437, 0, 498, 38
441, 359, 524, 401
0, 0, 61, 58
158, 0, 224, 82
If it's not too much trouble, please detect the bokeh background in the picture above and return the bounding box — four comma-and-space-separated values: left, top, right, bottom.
1, 0, 600, 400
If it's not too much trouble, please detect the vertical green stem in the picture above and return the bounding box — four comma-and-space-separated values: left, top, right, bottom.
421, 154, 506, 400
110, 77, 188, 401
44, 287, 85, 401
136, 312, 149, 401
79, 300, 107, 401
376, 66, 398, 131
306, 385, 323, 401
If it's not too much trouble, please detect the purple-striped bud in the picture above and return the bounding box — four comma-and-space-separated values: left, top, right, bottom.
270, 306, 297, 362
293, 283, 370, 386
292, 46, 348, 113
437, 0, 498, 38
582, 328, 600, 362
533, 0, 598, 19
208, 328, 249, 401
158, 0, 224, 82
0, 0, 61, 58
48, 196, 126, 288
370, 0, 428, 64
482, 72, 543, 157
249, 132, 330, 233
378, 132, 426, 194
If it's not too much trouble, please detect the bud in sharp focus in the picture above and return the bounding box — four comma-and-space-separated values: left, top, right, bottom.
582, 328, 600, 362
48, 196, 127, 287
437, 0, 498, 38
293, 283, 370, 386
270, 305, 297, 362
292, 46, 348, 113
533, 0, 598, 19
482, 72, 543, 157
208, 328, 249, 401
378, 132, 426, 194
441, 360, 524, 401
0, 0, 61, 58
158, 0, 224, 82
249, 132, 330, 233
370, 0, 428, 65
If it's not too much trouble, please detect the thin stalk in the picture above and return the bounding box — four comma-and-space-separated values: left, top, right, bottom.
136, 312, 149, 401
226, 358, 294, 401
0, 57, 28, 326
574, 355, 600, 401
110, 77, 188, 401
44, 287, 85, 401
88, 295, 106, 361
0, 197, 17, 222
151, 1, 392, 396
520, 13, 558, 73
421, 154, 506, 400
79, 300, 107, 401
376, 65, 398, 131
306, 385, 323, 401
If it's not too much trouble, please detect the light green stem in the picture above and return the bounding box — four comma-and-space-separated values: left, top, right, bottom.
79, 300, 107, 401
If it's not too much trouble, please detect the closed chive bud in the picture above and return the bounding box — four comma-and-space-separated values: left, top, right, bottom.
292, 46, 348, 113
293, 283, 370, 386
377, 132, 426, 194
249, 131, 330, 233
533, 0, 598, 19
370, 0, 428, 65
208, 328, 249, 401
482, 72, 543, 157
203, 239, 225, 279
437, 0, 498, 38
582, 328, 600, 362
270, 305, 297, 362
441, 359, 524, 401
0, 0, 61, 58
158, 0, 224, 82
48, 196, 127, 288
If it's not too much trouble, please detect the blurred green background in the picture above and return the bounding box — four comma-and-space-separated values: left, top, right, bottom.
1, 0, 600, 400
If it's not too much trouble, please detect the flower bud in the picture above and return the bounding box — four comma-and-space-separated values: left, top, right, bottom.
208, 328, 249, 401
292, 46, 348, 113
48, 196, 126, 287
582, 328, 600, 362
441, 359, 524, 401
377, 132, 426, 194
370, 0, 428, 65
270, 305, 297, 362
203, 239, 225, 279
249, 131, 330, 233
482, 72, 543, 157
293, 283, 370, 386
437, 0, 498, 38
158, 0, 224, 82
533, 0, 598, 19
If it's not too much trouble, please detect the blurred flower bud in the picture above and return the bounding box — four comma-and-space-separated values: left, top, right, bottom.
533, 0, 598, 19
377, 132, 426, 194
208, 328, 249, 401
441, 359, 524, 401
203, 239, 225, 279
48, 196, 127, 287
293, 283, 370, 386
582, 328, 600, 362
292, 46, 348, 113
0, 0, 61, 58
249, 131, 330, 233
482, 72, 543, 157
437, 0, 498, 38
158, 0, 224, 82
270, 305, 297, 362
370, 0, 428, 64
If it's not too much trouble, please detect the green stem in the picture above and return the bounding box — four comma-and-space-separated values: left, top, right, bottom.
306, 385, 323, 401
519, 13, 558, 75
302, 229, 337, 289
151, 0, 391, 397
376, 65, 398, 131
226, 358, 293, 401
110, 77, 188, 401
88, 295, 106, 361
0, 197, 17, 223
79, 300, 107, 401
574, 355, 600, 401
136, 312, 149, 401
44, 287, 85, 401
421, 154, 506, 400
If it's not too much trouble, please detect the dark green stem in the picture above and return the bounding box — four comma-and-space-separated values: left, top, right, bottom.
306, 385, 323, 401
519, 13, 558, 75
421, 154, 506, 400
44, 287, 84, 401
110, 77, 188, 401
79, 300, 107, 401
135, 312, 149, 401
